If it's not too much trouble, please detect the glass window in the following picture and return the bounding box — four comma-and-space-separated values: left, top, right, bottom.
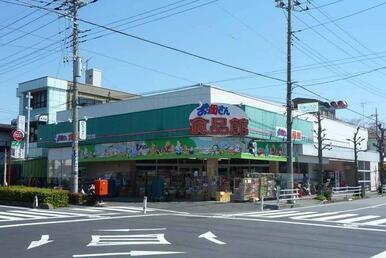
31, 90, 47, 109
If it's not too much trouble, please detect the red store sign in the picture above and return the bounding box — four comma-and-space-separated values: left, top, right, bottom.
189, 103, 249, 136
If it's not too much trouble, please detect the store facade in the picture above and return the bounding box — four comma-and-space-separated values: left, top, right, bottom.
39, 88, 314, 199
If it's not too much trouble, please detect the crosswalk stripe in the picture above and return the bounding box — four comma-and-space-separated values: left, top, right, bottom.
24, 209, 89, 217
263, 211, 316, 218
290, 212, 339, 220
310, 214, 358, 222
334, 215, 380, 224
111, 206, 152, 212
246, 210, 301, 218
363, 218, 386, 226
7, 210, 68, 218
69, 208, 102, 212
91, 207, 138, 213
0, 212, 45, 219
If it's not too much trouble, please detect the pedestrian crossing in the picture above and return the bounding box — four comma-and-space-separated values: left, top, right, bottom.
234, 209, 386, 227
0, 206, 150, 223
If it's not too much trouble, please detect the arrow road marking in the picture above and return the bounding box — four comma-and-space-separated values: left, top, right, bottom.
73, 251, 185, 257
27, 235, 53, 250
198, 231, 226, 245
370, 250, 386, 258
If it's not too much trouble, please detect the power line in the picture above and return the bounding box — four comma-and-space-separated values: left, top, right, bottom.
299, 1, 386, 31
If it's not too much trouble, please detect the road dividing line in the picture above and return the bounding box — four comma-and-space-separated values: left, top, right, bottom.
310, 214, 358, 222
335, 215, 380, 224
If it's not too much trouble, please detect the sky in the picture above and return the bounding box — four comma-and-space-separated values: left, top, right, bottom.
0, 0, 385, 125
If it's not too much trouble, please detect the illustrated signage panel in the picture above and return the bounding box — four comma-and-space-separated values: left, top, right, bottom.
80, 137, 287, 162
189, 103, 249, 136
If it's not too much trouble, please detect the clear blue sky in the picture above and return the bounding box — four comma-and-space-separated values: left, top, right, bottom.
0, 0, 385, 125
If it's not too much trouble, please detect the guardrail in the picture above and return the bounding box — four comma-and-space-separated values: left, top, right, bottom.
276, 188, 299, 208
382, 185, 386, 196
331, 186, 362, 199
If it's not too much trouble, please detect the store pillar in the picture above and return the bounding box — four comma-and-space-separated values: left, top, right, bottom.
269, 161, 279, 173
206, 159, 218, 177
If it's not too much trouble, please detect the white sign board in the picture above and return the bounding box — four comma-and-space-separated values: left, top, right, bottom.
79, 120, 87, 140
11, 141, 25, 159
17, 115, 25, 132
298, 102, 319, 113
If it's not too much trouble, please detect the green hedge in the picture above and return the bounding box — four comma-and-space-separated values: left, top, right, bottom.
0, 186, 69, 208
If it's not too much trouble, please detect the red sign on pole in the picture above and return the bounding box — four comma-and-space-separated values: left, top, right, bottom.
12, 130, 25, 142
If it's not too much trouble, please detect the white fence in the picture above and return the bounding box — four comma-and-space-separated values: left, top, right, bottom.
276, 188, 299, 207
331, 186, 362, 199
382, 185, 386, 196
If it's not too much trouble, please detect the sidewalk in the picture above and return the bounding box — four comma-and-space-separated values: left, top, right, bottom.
98, 191, 383, 215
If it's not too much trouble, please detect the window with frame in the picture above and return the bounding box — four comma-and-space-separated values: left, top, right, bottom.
31, 90, 47, 109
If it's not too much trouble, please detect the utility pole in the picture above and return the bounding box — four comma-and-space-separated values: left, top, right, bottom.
25, 92, 32, 159
347, 127, 366, 187
3, 149, 7, 186
71, 0, 82, 194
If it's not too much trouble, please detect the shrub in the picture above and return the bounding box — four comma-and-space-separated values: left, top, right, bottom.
0, 186, 69, 208
315, 194, 326, 201
68, 192, 86, 205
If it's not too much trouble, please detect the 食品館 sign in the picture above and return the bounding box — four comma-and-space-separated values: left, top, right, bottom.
189, 103, 249, 136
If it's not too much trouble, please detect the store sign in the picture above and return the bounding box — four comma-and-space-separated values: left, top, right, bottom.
12, 129, 25, 142
298, 102, 319, 113
16, 115, 25, 132
55, 132, 74, 143
276, 127, 302, 141
38, 114, 48, 122
11, 141, 25, 159
79, 120, 87, 140
189, 103, 249, 136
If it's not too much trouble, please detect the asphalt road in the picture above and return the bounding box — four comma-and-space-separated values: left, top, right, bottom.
0, 197, 386, 258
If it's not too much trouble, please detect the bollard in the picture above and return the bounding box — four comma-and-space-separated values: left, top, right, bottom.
33, 195, 38, 209
260, 196, 264, 211
143, 196, 147, 214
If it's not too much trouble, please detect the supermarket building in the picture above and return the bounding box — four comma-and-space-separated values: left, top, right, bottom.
37, 85, 379, 198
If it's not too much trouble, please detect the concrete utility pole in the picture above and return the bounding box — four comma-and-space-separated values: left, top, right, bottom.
285, 0, 294, 192
3, 149, 7, 186
25, 92, 32, 159
347, 127, 366, 187
71, 0, 82, 194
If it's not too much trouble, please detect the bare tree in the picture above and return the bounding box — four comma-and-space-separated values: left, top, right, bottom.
347, 127, 366, 186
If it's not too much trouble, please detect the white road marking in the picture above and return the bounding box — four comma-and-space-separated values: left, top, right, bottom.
0, 212, 45, 220
0, 213, 167, 229
91, 207, 138, 213
69, 208, 102, 212
97, 228, 166, 232
335, 215, 380, 224
73, 251, 185, 257
27, 235, 53, 250
262, 211, 316, 218
310, 214, 358, 222
87, 234, 170, 246
173, 213, 386, 233
363, 218, 386, 226
8, 210, 68, 218
370, 250, 386, 258
198, 231, 226, 245
290, 212, 339, 220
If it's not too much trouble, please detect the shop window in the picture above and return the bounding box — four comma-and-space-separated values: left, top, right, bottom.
31, 90, 47, 109
79, 97, 103, 107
